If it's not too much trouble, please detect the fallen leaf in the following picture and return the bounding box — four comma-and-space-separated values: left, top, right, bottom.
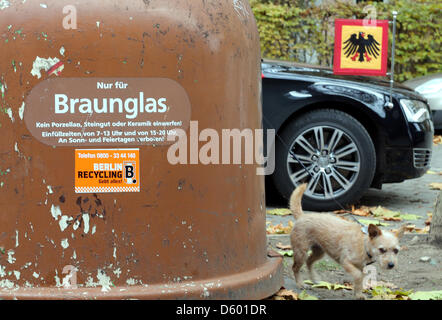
357, 219, 390, 227
400, 213, 421, 221
433, 135, 442, 145
311, 281, 352, 291
395, 224, 430, 234
266, 221, 294, 234
370, 207, 420, 221
426, 170, 442, 175
371, 206, 402, 221
368, 286, 412, 300
272, 288, 299, 300
364, 281, 397, 291
352, 207, 373, 217
276, 242, 292, 250
334, 205, 371, 217
425, 213, 432, 226
415, 226, 430, 234
270, 287, 319, 300
409, 290, 442, 300
429, 182, 442, 190
267, 208, 292, 216
277, 249, 294, 257
298, 290, 319, 300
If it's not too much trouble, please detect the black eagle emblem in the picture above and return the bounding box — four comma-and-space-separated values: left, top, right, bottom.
343, 32, 381, 63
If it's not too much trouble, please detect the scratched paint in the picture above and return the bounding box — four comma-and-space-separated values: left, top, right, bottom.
86, 269, 112, 292
0, 265, 6, 277
6, 108, 14, 122
30, 56, 61, 79
82, 213, 90, 234
18, 102, 25, 120
113, 268, 121, 278
0, 279, 15, 290
59, 215, 73, 232
0, 0, 10, 10
0, 81, 6, 98
50, 205, 62, 220
7, 251, 15, 264
61, 238, 69, 249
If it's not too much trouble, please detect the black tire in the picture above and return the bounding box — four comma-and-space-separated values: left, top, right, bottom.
272, 109, 376, 211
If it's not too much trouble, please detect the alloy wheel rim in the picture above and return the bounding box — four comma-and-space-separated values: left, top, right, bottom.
287, 126, 361, 200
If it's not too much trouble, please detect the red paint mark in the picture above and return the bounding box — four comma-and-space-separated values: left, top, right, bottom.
47, 61, 64, 76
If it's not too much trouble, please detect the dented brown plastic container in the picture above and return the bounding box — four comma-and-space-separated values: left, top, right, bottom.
0, 0, 283, 299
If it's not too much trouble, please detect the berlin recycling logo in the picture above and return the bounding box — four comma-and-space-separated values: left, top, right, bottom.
124, 161, 137, 185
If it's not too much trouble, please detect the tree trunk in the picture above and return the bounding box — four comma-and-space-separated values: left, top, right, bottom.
430, 191, 442, 246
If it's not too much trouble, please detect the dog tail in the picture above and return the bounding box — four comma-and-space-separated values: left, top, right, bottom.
289, 183, 307, 219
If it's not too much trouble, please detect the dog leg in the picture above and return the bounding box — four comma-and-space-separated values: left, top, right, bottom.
342, 260, 365, 300
306, 245, 324, 283
292, 246, 308, 289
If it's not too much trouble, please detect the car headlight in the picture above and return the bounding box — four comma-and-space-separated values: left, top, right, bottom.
400, 99, 431, 122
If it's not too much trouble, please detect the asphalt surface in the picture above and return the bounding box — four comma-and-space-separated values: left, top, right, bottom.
266, 143, 442, 298
267, 144, 442, 229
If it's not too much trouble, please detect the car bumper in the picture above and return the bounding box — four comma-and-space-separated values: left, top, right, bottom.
432, 110, 442, 129
382, 120, 434, 183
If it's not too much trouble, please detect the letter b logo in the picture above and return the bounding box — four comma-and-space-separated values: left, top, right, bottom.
124, 162, 136, 184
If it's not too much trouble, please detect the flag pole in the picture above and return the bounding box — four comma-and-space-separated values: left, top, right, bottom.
387, 11, 398, 109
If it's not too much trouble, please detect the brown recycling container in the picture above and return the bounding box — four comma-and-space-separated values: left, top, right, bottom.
0, 0, 283, 299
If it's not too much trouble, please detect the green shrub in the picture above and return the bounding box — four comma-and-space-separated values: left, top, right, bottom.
250, 0, 442, 81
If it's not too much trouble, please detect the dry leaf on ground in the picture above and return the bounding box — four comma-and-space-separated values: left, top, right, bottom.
304, 280, 352, 291
371, 206, 402, 221
266, 221, 294, 234
272, 288, 299, 300
371, 206, 421, 221
409, 290, 442, 300
364, 281, 398, 291
276, 242, 292, 250
394, 224, 430, 234
271, 288, 319, 300
427, 170, 442, 175
336, 206, 420, 222
433, 135, 442, 145
429, 182, 442, 190
334, 205, 371, 217
425, 213, 432, 226
358, 219, 390, 227
267, 208, 292, 216
277, 250, 294, 257
368, 286, 412, 300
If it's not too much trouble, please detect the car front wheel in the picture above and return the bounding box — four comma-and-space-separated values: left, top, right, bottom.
273, 109, 376, 211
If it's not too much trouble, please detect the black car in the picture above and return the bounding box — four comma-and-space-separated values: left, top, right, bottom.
262, 59, 434, 211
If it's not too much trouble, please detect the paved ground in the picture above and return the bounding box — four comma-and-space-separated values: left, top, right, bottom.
266, 143, 442, 300
267, 144, 442, 228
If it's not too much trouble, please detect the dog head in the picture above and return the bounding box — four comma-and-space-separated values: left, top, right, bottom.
366, 224, 406, 270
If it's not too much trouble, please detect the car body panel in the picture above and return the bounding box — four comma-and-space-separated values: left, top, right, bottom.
262, 59, 434, 186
